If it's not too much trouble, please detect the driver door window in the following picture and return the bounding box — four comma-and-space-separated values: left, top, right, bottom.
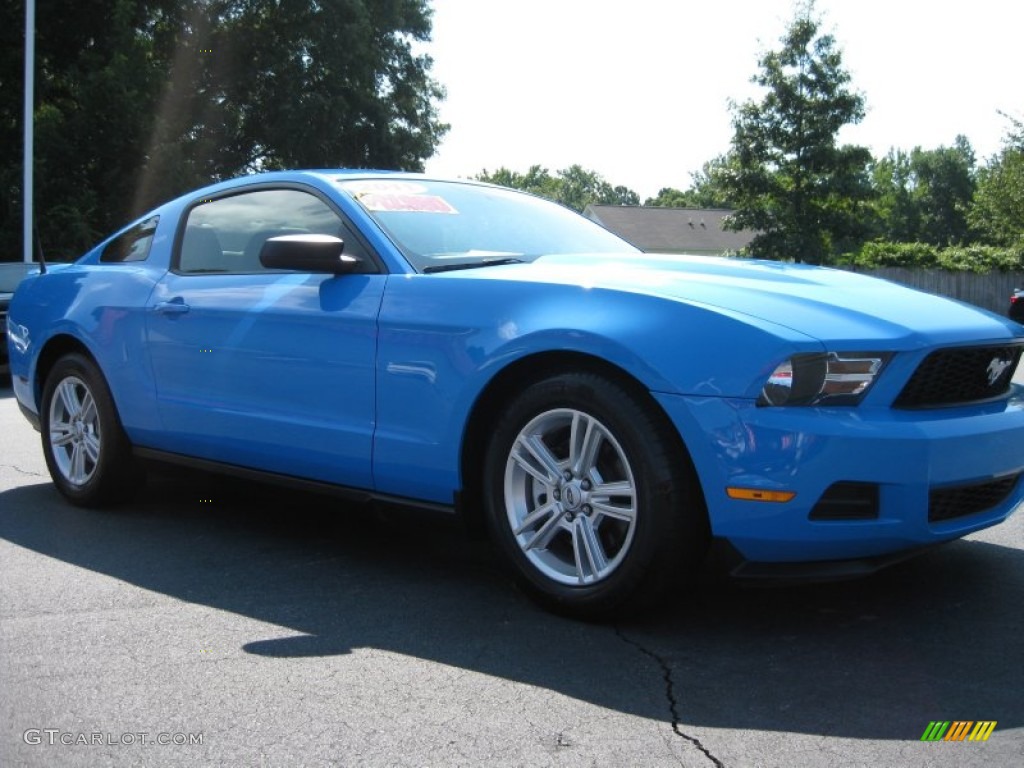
177, 188, 374, 273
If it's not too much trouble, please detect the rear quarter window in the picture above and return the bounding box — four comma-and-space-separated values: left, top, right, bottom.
101, 216, 160, 263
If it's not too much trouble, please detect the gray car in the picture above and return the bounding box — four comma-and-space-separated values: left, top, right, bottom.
0, 262, 37, 380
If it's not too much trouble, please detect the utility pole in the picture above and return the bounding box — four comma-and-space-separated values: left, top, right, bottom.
23, 0, 35, 263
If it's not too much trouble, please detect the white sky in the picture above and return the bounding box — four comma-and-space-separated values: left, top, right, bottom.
422, 0, 1022, 200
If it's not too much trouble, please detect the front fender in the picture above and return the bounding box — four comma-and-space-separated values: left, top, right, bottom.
372, 274, 815, 502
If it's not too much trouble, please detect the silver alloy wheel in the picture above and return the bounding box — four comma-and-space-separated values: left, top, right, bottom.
48, 375, 101, 487
503, 408, 638, 585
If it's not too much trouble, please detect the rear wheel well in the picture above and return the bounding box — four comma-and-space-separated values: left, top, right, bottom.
34, 336, 96, 409
459, 351, 705, 535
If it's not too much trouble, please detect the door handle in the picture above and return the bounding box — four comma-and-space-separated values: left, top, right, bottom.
154, 298, 190, 314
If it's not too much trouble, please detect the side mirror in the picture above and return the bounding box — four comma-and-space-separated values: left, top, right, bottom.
259, 234, 360, 274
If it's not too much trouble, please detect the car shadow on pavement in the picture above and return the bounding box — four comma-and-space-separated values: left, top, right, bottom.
0, 468, 1020, 742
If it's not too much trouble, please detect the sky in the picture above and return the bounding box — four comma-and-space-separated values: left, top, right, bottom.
422, 0, 1022, 201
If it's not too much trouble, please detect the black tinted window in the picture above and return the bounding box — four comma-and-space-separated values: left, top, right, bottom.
178, 188, 373, 274
101, 216, 159, 263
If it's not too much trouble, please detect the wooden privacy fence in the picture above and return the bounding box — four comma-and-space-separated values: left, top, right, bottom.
843, 267, 1024, 316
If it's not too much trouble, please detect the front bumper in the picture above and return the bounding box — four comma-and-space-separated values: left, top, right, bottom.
708, 538, 945, 583
656, 388, 1024, 563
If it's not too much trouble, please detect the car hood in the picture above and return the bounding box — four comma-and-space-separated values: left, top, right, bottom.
477, 253, 1022, 349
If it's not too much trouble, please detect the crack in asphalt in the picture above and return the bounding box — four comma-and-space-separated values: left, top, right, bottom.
1, 463, 46, 478
615, 626, 726, 768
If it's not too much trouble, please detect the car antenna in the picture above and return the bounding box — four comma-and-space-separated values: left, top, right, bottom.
33, 222, 47, 274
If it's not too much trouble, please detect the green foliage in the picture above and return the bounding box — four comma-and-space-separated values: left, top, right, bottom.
969, 116, 1024, 248
839, 241, 940, 268
1001, 110, 1024, 151
1, 0, 447, 261
720, 2, 873, 264
839, 241, 1024, 272
645, 154, 738, 208
610, 185, 642, 208
1, 0, 173, 259
937, 244, 1024, 271
910, 137, 976, 245
644, 187, 691, 207
475, 165, 561, 200
476, 164, 639, 212
868, 138, 976, 246
684, 154, 740, 208
868, 150, 916, 242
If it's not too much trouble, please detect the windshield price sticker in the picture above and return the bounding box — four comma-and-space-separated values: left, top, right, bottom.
358, 193, 458, 214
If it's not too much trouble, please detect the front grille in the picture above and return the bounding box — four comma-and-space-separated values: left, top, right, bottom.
929, 474, 1021, 523
894, 344, 1023, 408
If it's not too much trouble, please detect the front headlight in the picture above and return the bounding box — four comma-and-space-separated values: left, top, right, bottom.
758, 352, 890, 406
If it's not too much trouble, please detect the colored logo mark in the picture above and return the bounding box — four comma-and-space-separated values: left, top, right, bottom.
920, 721, 997, 742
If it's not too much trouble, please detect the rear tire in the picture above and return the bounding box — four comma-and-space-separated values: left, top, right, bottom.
483, 372, 707, 619
40, 353, 143, 507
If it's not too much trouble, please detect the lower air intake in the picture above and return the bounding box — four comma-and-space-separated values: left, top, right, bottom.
929, 474, 1021, 523
809, 482, 880, 521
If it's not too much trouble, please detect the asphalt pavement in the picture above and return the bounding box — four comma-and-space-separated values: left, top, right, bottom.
2, 379, 1022, 767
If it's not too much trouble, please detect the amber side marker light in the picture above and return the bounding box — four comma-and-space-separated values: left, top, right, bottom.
727, 488, 797, 503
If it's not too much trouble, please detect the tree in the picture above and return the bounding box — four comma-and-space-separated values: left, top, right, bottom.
134, 0, 449, 213
609, 185, 642, 207
1, 0, 179, 259
477, 164, 639, 212
720, 1, 872, 263
645, 154, 739, 208
870, 137, 976, 246
477, 165, 562, 201
1001, 111, 1024, 151
868, 149, 918, 242
688, 154, 739, 208
1, 0, 447, 261
644, 187, 691, 207
970, 113, 1024, 247
556, 165, 638, 211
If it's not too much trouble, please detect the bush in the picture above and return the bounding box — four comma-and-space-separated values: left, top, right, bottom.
936, 245, 1024, 272
838, 241, 1024, 272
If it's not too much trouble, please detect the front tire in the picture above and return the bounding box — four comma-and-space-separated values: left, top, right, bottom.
41, 353, 142, 507
484, 372, 707, 619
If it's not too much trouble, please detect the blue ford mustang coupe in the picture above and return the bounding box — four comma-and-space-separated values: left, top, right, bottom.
7, 170, 1024, 617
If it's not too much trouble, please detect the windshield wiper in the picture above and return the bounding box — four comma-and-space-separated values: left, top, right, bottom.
423, 258, 525, 274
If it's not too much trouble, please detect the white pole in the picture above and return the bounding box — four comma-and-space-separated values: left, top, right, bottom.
23, 0, 35, 264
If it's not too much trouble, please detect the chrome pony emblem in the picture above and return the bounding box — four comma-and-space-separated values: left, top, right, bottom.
986, 357, 1013, 386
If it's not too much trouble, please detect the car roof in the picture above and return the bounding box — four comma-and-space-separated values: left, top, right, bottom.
165, 169, 496, 208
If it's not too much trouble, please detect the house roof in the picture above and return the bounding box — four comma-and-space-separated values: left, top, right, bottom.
583, 205, 756, 254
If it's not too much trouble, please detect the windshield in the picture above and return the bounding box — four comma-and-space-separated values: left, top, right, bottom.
335, 179, 638, 272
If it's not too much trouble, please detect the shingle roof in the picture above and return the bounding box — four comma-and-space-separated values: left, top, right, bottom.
583, 205, 756, 255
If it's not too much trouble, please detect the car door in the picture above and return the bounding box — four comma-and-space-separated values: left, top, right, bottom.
144, 186, 386, 489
